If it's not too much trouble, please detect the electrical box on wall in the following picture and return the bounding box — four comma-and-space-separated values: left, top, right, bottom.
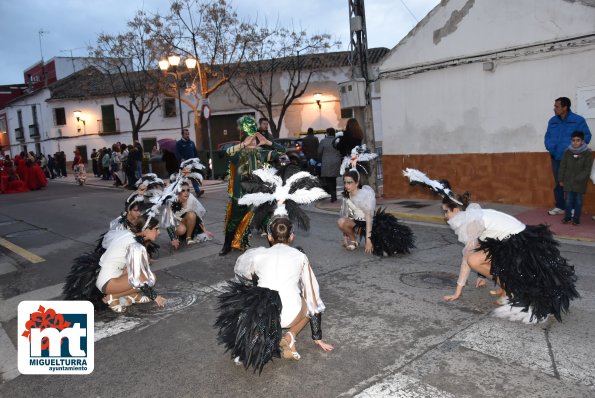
338, 79, 366, 109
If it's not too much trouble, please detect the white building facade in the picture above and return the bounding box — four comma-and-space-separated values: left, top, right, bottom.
379, 0, 595, 212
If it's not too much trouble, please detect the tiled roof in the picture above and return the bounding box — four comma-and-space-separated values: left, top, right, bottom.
235, 47, 390, 73
48, 67, 153, 100
47, 48, 390, 100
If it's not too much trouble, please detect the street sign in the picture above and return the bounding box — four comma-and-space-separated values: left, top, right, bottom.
202, 105, 210, 120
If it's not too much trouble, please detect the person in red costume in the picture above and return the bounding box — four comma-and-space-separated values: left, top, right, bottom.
26, 152, 48, 190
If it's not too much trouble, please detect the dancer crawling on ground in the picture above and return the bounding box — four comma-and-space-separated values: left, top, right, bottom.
238, 217, 333, 356
441, 191, 579, 322
216, 216, 333, 373
337, 169, 415, 256
163, 181, 213, 249
96, 213, 166, 312
64, 212, 166, 312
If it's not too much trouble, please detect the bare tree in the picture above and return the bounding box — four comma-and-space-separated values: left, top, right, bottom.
144, 0, 257, 149
227, 25, 338, 138
90, 10, 162, 143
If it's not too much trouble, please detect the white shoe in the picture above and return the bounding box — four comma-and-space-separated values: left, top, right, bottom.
548, 207, 564, 215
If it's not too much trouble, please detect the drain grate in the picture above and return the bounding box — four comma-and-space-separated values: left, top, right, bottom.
123, 289, 197, 316
400, 271, 458, 289
5, 229, 48, 238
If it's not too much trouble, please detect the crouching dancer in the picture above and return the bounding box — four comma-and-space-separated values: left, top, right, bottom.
64, 212, 166, 312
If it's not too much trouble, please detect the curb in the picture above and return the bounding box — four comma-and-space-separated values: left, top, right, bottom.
387, 211, 446, 224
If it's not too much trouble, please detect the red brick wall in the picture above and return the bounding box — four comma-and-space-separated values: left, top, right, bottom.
383, 152, 595, 214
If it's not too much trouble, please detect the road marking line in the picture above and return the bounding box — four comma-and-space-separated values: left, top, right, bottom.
0, 283, 65, 322
0, 237, 45, 264
0, 324, 19, 383
355, 374, 455, 398
95, 318, 143, 342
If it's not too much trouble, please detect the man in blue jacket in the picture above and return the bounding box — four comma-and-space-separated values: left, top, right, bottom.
544, 97, 591, 215
176, 129, 203, 197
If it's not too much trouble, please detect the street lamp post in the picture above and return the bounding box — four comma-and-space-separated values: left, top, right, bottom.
158, 55, 197, 134
158, 55, 218, 177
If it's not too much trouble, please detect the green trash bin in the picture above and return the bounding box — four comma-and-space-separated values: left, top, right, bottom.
197, 149, 230, 180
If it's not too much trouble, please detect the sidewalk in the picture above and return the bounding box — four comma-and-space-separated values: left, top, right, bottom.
51, 176, 595, 242
49, 175, 226, 190
316, 195, 595, 242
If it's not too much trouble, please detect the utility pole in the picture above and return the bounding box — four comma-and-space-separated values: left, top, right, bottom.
348, 0, 377, 192
38, 29, 49, 87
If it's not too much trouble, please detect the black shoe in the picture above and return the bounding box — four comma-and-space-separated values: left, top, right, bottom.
219, 244, 232, 256
330, 197, 337, 203
196, 190, 204, 198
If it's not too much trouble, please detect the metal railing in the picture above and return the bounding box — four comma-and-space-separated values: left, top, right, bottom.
29, 124, 39, 137
15, 127, 24, 140
97, 118, 120, 134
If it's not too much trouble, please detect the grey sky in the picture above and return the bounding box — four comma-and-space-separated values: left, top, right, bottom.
0, 0, 439, 85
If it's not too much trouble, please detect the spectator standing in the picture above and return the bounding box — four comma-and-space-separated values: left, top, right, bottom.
58, 151, 67, 178
334, 118, 363, 158
302, 127, 319, 171
134, 140, 144, 179
91, 148, 99, 177
318, 128, 342, 202
46, 154, 56, 179
126, 145, 138, 189
257, 117, 275, 142
175, 129, 203, 197
558, 131, 593, 225
101, 149, 111, 180
545, 97, 592, 215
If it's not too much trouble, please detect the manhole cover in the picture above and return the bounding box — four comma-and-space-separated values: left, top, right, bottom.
400, 271, 458, 289
125, 289, 198, 316
395, 200, 431, 209
5, 229, 48, 238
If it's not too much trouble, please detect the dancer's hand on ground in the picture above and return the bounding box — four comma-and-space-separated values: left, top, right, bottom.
364, 238, 373, 254
154, 295, 166, 307
444, 284, 463, 302
314, 340, 334, 351
171, 239, 180, 250
475, 278, 487, 288
443, 293, 461, 302
204, 230, 214, 240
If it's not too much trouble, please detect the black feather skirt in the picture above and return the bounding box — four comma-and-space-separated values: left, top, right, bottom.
353, 209, 416, 256
62, 251, 106, 310
477, 224, 579, 322
214, 276, 282, 374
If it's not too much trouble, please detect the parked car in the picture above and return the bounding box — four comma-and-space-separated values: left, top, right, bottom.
273, 138, 307, 169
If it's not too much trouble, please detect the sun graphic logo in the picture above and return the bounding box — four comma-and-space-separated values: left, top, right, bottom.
18, 301, 94, 374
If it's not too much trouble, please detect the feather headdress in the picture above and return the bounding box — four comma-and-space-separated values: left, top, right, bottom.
238, 164, 327, 230
402, 168, 463, 205
340, 144, 378, 176
123, 173, 166, 213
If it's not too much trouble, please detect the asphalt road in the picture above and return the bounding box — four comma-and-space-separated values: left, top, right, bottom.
0, 181, 594, 397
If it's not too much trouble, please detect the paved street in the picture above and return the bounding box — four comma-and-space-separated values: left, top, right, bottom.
1, 179, 594, 397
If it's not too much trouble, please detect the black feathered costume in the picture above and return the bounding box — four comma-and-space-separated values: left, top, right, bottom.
214, 165, 327, 373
